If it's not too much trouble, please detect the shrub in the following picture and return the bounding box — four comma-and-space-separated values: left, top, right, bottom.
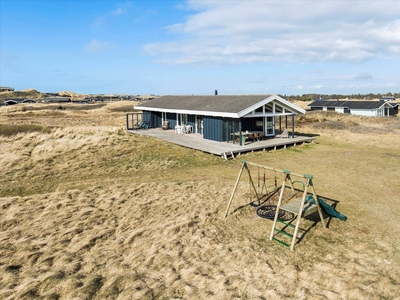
0, 124, 51, 136
108, 105, 137, 113
310, 120, 346, 130
67, 103, 106, 111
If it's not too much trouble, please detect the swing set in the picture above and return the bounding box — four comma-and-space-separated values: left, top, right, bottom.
224, 160, 332, 251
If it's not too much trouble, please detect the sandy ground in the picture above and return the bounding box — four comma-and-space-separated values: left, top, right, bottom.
1, 101, 400, 299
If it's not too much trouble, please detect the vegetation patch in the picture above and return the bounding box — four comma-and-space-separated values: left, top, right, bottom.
62, 103, 107, 111
349, 124, 393, 134
21, 103, 107, 111
0, 124, 52, 136
107, 105, 137, 113
310, 120, 346, 130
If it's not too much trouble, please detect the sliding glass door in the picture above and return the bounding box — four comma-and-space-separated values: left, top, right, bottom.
195, 115, 203, 134
264, 116, 275, 136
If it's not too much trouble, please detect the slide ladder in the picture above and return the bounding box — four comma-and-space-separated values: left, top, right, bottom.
270, 171, 327, 251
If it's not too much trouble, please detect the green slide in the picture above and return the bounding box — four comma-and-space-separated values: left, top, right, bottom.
306, 195, 347, 221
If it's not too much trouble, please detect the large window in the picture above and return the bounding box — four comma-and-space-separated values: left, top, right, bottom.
222, 118, 240, 142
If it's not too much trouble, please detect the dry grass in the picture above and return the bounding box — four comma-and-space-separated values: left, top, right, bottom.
1, 102, 400, 299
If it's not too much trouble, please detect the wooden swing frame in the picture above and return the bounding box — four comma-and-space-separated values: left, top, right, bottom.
224, 160, 327, 251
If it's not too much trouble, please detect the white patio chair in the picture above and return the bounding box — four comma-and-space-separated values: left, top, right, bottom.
185, 125, 193, 133
175, 124, 182, 134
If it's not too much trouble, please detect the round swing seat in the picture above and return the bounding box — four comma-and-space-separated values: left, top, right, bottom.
256, 205, 294, 221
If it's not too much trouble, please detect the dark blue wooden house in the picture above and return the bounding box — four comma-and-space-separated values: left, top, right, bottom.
133, 94, 306, 144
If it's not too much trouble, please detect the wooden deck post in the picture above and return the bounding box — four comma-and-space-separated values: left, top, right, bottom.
291, 114, 295, 138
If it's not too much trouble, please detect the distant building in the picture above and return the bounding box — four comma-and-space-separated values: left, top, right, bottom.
42, 97, 71, 103
4, 98, 36, 105
0, 87, 14, 92
380, 96, 396, 102
308, 100, 398, 117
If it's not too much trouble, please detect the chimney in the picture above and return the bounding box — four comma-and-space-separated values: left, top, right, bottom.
215, 90, 218, 95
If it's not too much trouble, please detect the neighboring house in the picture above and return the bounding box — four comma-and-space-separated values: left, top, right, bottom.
380, 96, 396, 102
0, 87, 14, 92
42, 97, 71, 103
133, 94, 305, 143
4, 98, 37, 105
308, 100, 398, 117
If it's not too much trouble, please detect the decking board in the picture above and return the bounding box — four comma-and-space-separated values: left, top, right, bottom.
127, 129, 315, 159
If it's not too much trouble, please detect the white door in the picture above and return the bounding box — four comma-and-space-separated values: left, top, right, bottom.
264, 116, 275, 136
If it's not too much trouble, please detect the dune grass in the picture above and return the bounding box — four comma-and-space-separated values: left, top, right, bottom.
0, 101, 399, 299
0, 124, 52, 137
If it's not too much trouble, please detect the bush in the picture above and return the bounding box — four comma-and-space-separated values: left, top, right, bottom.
21, 103, 107, 111
68, 103, 106, 111
108, 105, 136, 113
0, 124, 51, 137
310, 120, 346, 130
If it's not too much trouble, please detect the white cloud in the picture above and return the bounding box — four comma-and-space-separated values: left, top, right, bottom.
386, 82, 398, 88
143, 0, 400, 65
354, 72, 373, 80
83, 39, 119, 53
311, 85, 323, 90
110, 8, 126, 16
92, 6, 127, 29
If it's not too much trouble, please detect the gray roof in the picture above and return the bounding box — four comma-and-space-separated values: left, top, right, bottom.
308, 100, 392, 109
42, 97, 71, 102
4, 98, 36, 104
135, 94, 305, 118
136, 95, 270, 112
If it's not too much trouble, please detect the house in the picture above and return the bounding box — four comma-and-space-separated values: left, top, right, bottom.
42, 97, 71, 103
380, 96, 396, 102
4, 98, 37, 105
308, 100, 398, 117
0, 87, 14, 92
133, 94, 305, 144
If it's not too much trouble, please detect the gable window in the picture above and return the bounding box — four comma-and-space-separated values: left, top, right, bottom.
264, 103, 273, 113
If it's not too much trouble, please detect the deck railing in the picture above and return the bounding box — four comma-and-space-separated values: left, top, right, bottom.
126, 113, 143, 130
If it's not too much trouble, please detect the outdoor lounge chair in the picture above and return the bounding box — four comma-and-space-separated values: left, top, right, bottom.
275, 129, 289, 138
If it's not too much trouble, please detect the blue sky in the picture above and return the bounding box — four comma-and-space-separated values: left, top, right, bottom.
1, 0, 400, 96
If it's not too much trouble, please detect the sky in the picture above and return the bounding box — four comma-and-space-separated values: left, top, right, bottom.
1, 0, 400, 96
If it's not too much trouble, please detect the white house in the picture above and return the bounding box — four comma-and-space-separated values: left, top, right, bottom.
308, 100, 398, 117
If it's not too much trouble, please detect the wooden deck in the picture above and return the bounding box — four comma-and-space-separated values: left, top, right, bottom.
127, 128, 315, 160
